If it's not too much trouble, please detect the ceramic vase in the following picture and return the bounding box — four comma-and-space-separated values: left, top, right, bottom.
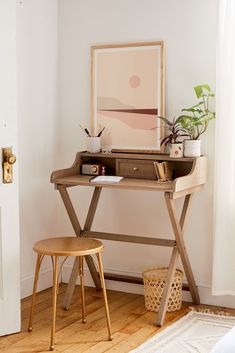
170, 143, 183, 158
183, 139, 201, 157
87, 137, 101, 153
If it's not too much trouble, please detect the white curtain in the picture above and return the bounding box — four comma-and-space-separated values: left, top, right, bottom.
212, 0, 235, 295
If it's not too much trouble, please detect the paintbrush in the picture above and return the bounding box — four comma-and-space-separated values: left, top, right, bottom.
79, 124, 91, 137
97, 127, 105, 137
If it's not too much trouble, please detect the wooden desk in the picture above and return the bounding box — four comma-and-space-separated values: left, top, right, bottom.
51, 152, 208, 326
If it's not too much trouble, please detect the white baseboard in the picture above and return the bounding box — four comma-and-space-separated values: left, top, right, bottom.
21, 265, 235, 310
61, 264, 235, 309
20, 268, 53, 299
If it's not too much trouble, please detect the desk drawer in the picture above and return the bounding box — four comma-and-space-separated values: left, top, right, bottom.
116, 159, 156, 179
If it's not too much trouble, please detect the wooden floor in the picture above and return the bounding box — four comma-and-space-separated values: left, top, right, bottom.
1, 284, 235, 353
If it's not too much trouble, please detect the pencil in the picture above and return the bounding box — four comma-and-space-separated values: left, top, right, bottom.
97, 127, 105, 137
84, 128, 91, 137
79, 124, 91, 137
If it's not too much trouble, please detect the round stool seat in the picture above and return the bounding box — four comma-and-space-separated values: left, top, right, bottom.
33, 237, 104, 256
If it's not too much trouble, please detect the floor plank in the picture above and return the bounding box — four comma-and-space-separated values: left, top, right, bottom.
1, 284, 235, 353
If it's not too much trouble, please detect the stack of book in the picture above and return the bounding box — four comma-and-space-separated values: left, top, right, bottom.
153, 161, 173, 182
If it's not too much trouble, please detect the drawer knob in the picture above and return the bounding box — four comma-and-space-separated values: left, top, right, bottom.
133, 167, 139, 171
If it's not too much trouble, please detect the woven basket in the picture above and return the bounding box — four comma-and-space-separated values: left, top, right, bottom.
142, 267, 183, 312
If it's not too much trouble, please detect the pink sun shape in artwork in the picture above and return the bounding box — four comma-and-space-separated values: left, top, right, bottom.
129, 75, 141, 88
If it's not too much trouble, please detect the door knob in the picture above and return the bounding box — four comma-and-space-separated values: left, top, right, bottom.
2, 147, 16, 183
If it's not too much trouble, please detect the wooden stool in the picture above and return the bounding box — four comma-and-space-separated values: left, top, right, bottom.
28, 237, 112, 351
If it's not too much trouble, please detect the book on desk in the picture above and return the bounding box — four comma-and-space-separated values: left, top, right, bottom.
90, 175, 123, 183
153, 161, 174, 182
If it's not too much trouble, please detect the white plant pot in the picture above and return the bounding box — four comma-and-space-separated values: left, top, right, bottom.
170, 143, 183, 158
183, 139, 201, 157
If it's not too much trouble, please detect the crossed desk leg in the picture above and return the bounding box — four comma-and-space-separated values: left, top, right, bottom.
156, 192, 200, 326
58, 185, 102, 309
58, 184, 200, 326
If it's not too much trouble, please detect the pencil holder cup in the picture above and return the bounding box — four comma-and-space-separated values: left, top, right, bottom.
87, 137, 101, 153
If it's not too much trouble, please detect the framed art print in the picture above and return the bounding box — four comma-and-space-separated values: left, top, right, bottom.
91, 41, 165, 152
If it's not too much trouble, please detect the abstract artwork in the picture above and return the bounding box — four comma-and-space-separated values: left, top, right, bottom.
91, 42, 165, 152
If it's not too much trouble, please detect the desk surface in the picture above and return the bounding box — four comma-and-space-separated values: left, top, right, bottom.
53, 174, 174, 191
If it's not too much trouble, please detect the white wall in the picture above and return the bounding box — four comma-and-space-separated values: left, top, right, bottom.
17, 0, 60, 298
57, 0, 226, 306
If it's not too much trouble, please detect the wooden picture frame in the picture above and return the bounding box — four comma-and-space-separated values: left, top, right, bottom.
91, 41, 165, 153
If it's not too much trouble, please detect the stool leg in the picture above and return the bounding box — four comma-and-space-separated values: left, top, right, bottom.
79, 256, 86, 323
50, 256, 59, 351
97, 252, 112, 341
28, 253, 44, 332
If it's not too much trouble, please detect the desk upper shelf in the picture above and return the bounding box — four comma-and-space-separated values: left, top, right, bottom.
51, 152, 208, 197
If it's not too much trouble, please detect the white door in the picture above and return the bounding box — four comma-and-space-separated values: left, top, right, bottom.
0, 0, 21, 335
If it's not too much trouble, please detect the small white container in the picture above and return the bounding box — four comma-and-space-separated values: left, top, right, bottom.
170, 143, 183, 158
183, 139, 201, 157
87, 137, 101, 153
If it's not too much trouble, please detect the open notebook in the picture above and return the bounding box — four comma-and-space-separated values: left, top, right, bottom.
90, 176, 123, 183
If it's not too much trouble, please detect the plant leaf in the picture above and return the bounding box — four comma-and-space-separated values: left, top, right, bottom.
160, 135, 171, 146
194, 84, 211, 98
157, 116, 173, 126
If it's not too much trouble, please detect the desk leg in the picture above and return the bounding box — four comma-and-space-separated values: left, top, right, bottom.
156, 193, 199, 326
165, 193, 200, 304
58, 186, 102, 310
82, 187, 102, 289
156, 246, 179, 326
83, 187, 102, 231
